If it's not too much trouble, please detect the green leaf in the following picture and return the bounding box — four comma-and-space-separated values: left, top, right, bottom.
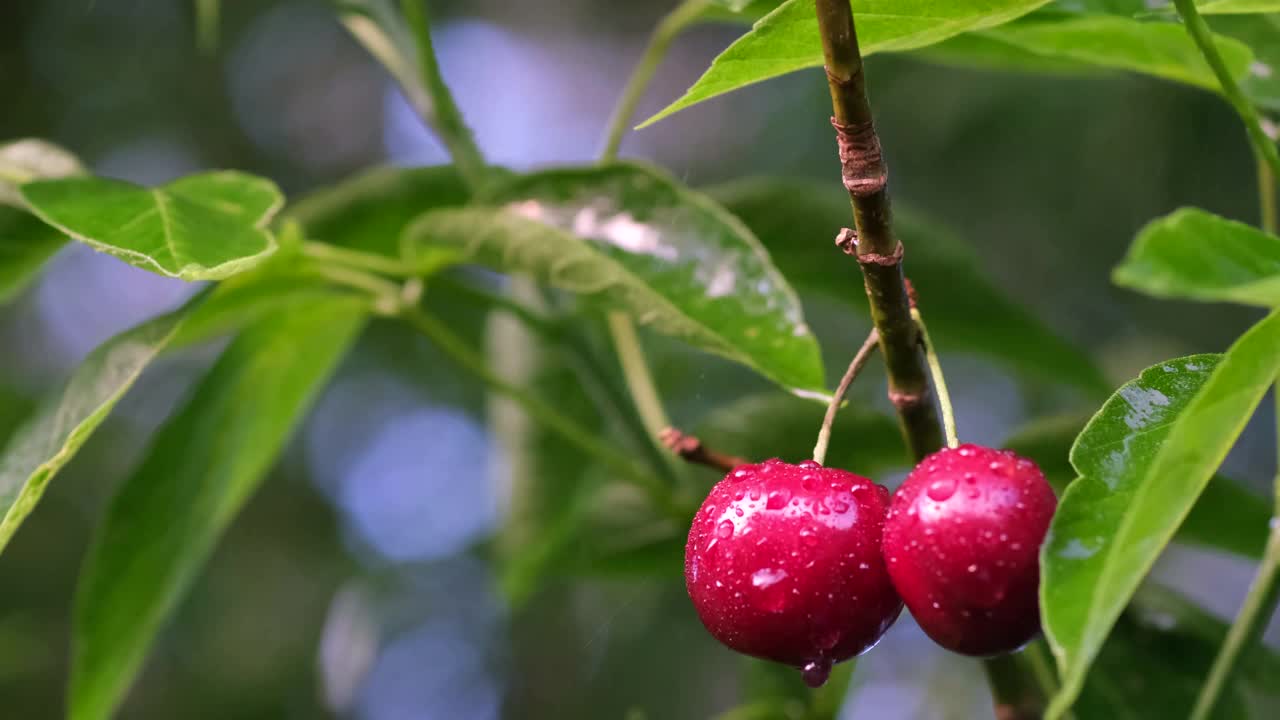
405, 163, 827, 396
0, 138, 83, 207
0, 387, 35, 450
640, 0, 1053, 127
708, 177, 1108, 395
1042, 317, 1280, 720
1197, 0, 1280, 12
695, 392, 907, 477
0, 139, 83, 297
1114, 207, 1280, 307
1173, 471, 1273, 559
0, 207, 66, 303
566, 518, 687, 579
0, 309, 187, 556
1076, 583, 1280, 719
169, 273, 362, 350
1052, 0, 1145, 12
19, 171, 282, 281
1048, 4, 1280, 108
972, 14, 1254, 91
69, 295, 367, 720
1003, 412, 1270, 558
919, 29, 1109, 74
920, 12, 1254, 93
287, 165, 472, 257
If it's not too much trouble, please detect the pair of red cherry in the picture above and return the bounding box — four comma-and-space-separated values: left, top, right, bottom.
684, 444, 1057, 687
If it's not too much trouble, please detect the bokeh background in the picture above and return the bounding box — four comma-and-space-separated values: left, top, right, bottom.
0, 1, 1276, 718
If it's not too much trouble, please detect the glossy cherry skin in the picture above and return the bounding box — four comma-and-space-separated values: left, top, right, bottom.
883, 444, 1057, 656
685, 458, 902, 686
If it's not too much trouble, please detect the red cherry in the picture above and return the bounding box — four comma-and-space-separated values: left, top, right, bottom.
684, 458, 903, 687
882, 444, 1057, 656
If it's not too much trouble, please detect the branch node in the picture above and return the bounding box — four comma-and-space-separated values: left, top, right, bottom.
888, 389, 925, 410
659, 427, 745, 474
835, 227, 858, 255
823, 64, 863, 88
659, 426, 701, 457
856, 243, 904, 267
903, 277, 918, 309
831, 116, 887, 197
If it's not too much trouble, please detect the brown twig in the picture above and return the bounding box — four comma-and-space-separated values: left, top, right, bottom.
658, 427, 746, 473
814, 0, 1042, 715
814, 0, 943, 462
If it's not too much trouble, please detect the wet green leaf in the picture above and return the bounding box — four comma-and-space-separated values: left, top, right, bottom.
20, 171, 282, 281
709, 177, 1107, 395
1042, 319, 1280, 720
1114, 208, 1280, 307
641, 0, 1053, 126
69, 296, 367, 720
1004, 412, 1270, 558
0, 310, 187, 556
405, 163, 826, 396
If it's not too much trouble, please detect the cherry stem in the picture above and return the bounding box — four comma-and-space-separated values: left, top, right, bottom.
912, 308, 958, 449
812, 329, 879, 466
659, 427, 746, 473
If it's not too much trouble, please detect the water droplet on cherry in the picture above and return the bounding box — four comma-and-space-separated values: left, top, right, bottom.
802, 659, 832, 688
